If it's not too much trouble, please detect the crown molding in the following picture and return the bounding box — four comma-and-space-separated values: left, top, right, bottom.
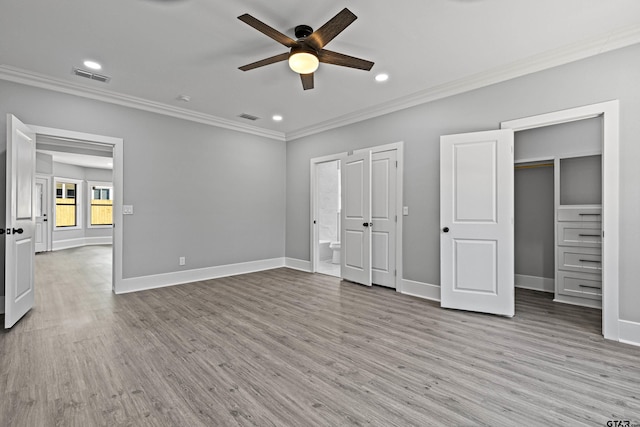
286, 24, 640, 141
2, 24, 639, 143
0, 65, 286, 142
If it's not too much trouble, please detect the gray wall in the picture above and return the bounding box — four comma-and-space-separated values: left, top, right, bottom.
560, 155, 602, 205
286, 43, 640, 323
515, 166, 554, 278
0, 81, 286, 279
515, 117, 602, 162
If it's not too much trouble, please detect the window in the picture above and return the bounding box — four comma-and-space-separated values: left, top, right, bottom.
55, 181, 77, 227
54, 177, 83, 230
88, 182, 113, 227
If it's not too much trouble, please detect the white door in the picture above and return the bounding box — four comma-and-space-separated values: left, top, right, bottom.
371, 150, 397, 288
35, 177, 49, 253
440, 129, 514, 316
5, 114, 37, 328
341, 151, 371, 286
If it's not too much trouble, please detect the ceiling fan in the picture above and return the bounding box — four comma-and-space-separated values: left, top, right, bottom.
238, 8, 374, 90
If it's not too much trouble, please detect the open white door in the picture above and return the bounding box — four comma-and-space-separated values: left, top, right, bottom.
440, 129, 514, 316
5, 114, 36, 328
35, 177, 49, 253
371, 150, 397, 288
341, 151, 372, 286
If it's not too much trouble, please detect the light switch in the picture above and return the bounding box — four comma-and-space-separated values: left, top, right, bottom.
403, 206, 409, 216
123, 205, 134, 215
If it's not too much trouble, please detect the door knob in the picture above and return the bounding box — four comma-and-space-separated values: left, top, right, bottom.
442, 227, 450, 233
12, 228, 23, 234
362, 222, 373, 227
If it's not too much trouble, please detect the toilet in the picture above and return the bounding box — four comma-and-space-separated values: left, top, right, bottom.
329, 241, 341, 264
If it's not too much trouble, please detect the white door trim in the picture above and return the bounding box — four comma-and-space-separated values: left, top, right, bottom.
27, 124, 124, 294
501, 100, 619, 341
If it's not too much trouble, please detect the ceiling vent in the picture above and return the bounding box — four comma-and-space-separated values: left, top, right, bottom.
238, 113, 260, 121
72, 67, 111, 83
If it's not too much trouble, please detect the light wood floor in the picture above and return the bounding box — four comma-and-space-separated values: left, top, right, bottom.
1, 246, 639, 426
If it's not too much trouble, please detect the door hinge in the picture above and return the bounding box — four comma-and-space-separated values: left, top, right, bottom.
395, 160, 398, 168
395, 215, 397, 223
394, 269, 397, 277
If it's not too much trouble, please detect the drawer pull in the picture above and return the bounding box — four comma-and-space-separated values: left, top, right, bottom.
578, 259, 601, 263
579, 213, 601, 216
578, 284, 602, 290
578, 234, 600, 237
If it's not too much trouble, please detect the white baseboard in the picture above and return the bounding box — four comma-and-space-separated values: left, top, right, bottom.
0, 296, 4, 314
515, 274, 554, 293
53, 236, 113, 251
619, 320, 640, 347
116, 257, 286, 294
400, 279, 441, 302
285, 257, 312, 272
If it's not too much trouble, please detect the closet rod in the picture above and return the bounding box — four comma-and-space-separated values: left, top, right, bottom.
514, 162, 554, 170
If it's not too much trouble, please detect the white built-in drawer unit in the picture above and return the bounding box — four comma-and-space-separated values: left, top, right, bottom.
557, 222, 602, 247
556, 205, 602, 307
557, 271, 602, 300
557, 247, 602, 273
557, 207, 602, 222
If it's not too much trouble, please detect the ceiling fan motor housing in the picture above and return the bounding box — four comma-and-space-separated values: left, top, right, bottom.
294, 24, 314, 39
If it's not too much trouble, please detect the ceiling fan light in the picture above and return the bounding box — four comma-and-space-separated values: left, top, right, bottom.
289, 52, 319, 74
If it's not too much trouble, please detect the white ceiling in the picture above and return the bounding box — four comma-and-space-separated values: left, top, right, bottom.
2, 0, 640, 139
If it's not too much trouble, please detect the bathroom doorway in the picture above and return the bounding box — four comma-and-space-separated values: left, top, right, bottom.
313, 159, 342, 277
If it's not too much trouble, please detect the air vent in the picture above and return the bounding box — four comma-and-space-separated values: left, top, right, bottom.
72, 67, 111, 83
238, 113, 260, 121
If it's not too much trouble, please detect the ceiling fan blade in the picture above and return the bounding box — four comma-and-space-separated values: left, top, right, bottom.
317, 49, 374, 71
300, 73, 314, 90
307, 8, 357, 50
238, 14, 297, 48
239, 52, 290, 71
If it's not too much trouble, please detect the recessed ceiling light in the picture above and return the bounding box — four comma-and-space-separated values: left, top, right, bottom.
272, 115, 283, 122
83, 60, 102, 70
375, 73, 389, 82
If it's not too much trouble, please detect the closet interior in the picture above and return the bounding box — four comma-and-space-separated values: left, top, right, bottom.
515, 117, 603, 309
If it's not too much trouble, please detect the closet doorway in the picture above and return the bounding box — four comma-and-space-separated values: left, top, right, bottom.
439, 101, 619, 341
503, 100, 620, 341
515, 119, 603, 311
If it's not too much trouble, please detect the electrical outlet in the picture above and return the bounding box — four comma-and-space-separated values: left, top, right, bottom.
179, 256, 186, 266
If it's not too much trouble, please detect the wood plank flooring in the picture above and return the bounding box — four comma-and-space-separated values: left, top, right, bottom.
1, 246, 639, 426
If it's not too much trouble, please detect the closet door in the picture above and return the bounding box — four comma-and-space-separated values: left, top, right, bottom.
341, 151, 372, 286
371, 150, 397, 288
440, 129, 514, 316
